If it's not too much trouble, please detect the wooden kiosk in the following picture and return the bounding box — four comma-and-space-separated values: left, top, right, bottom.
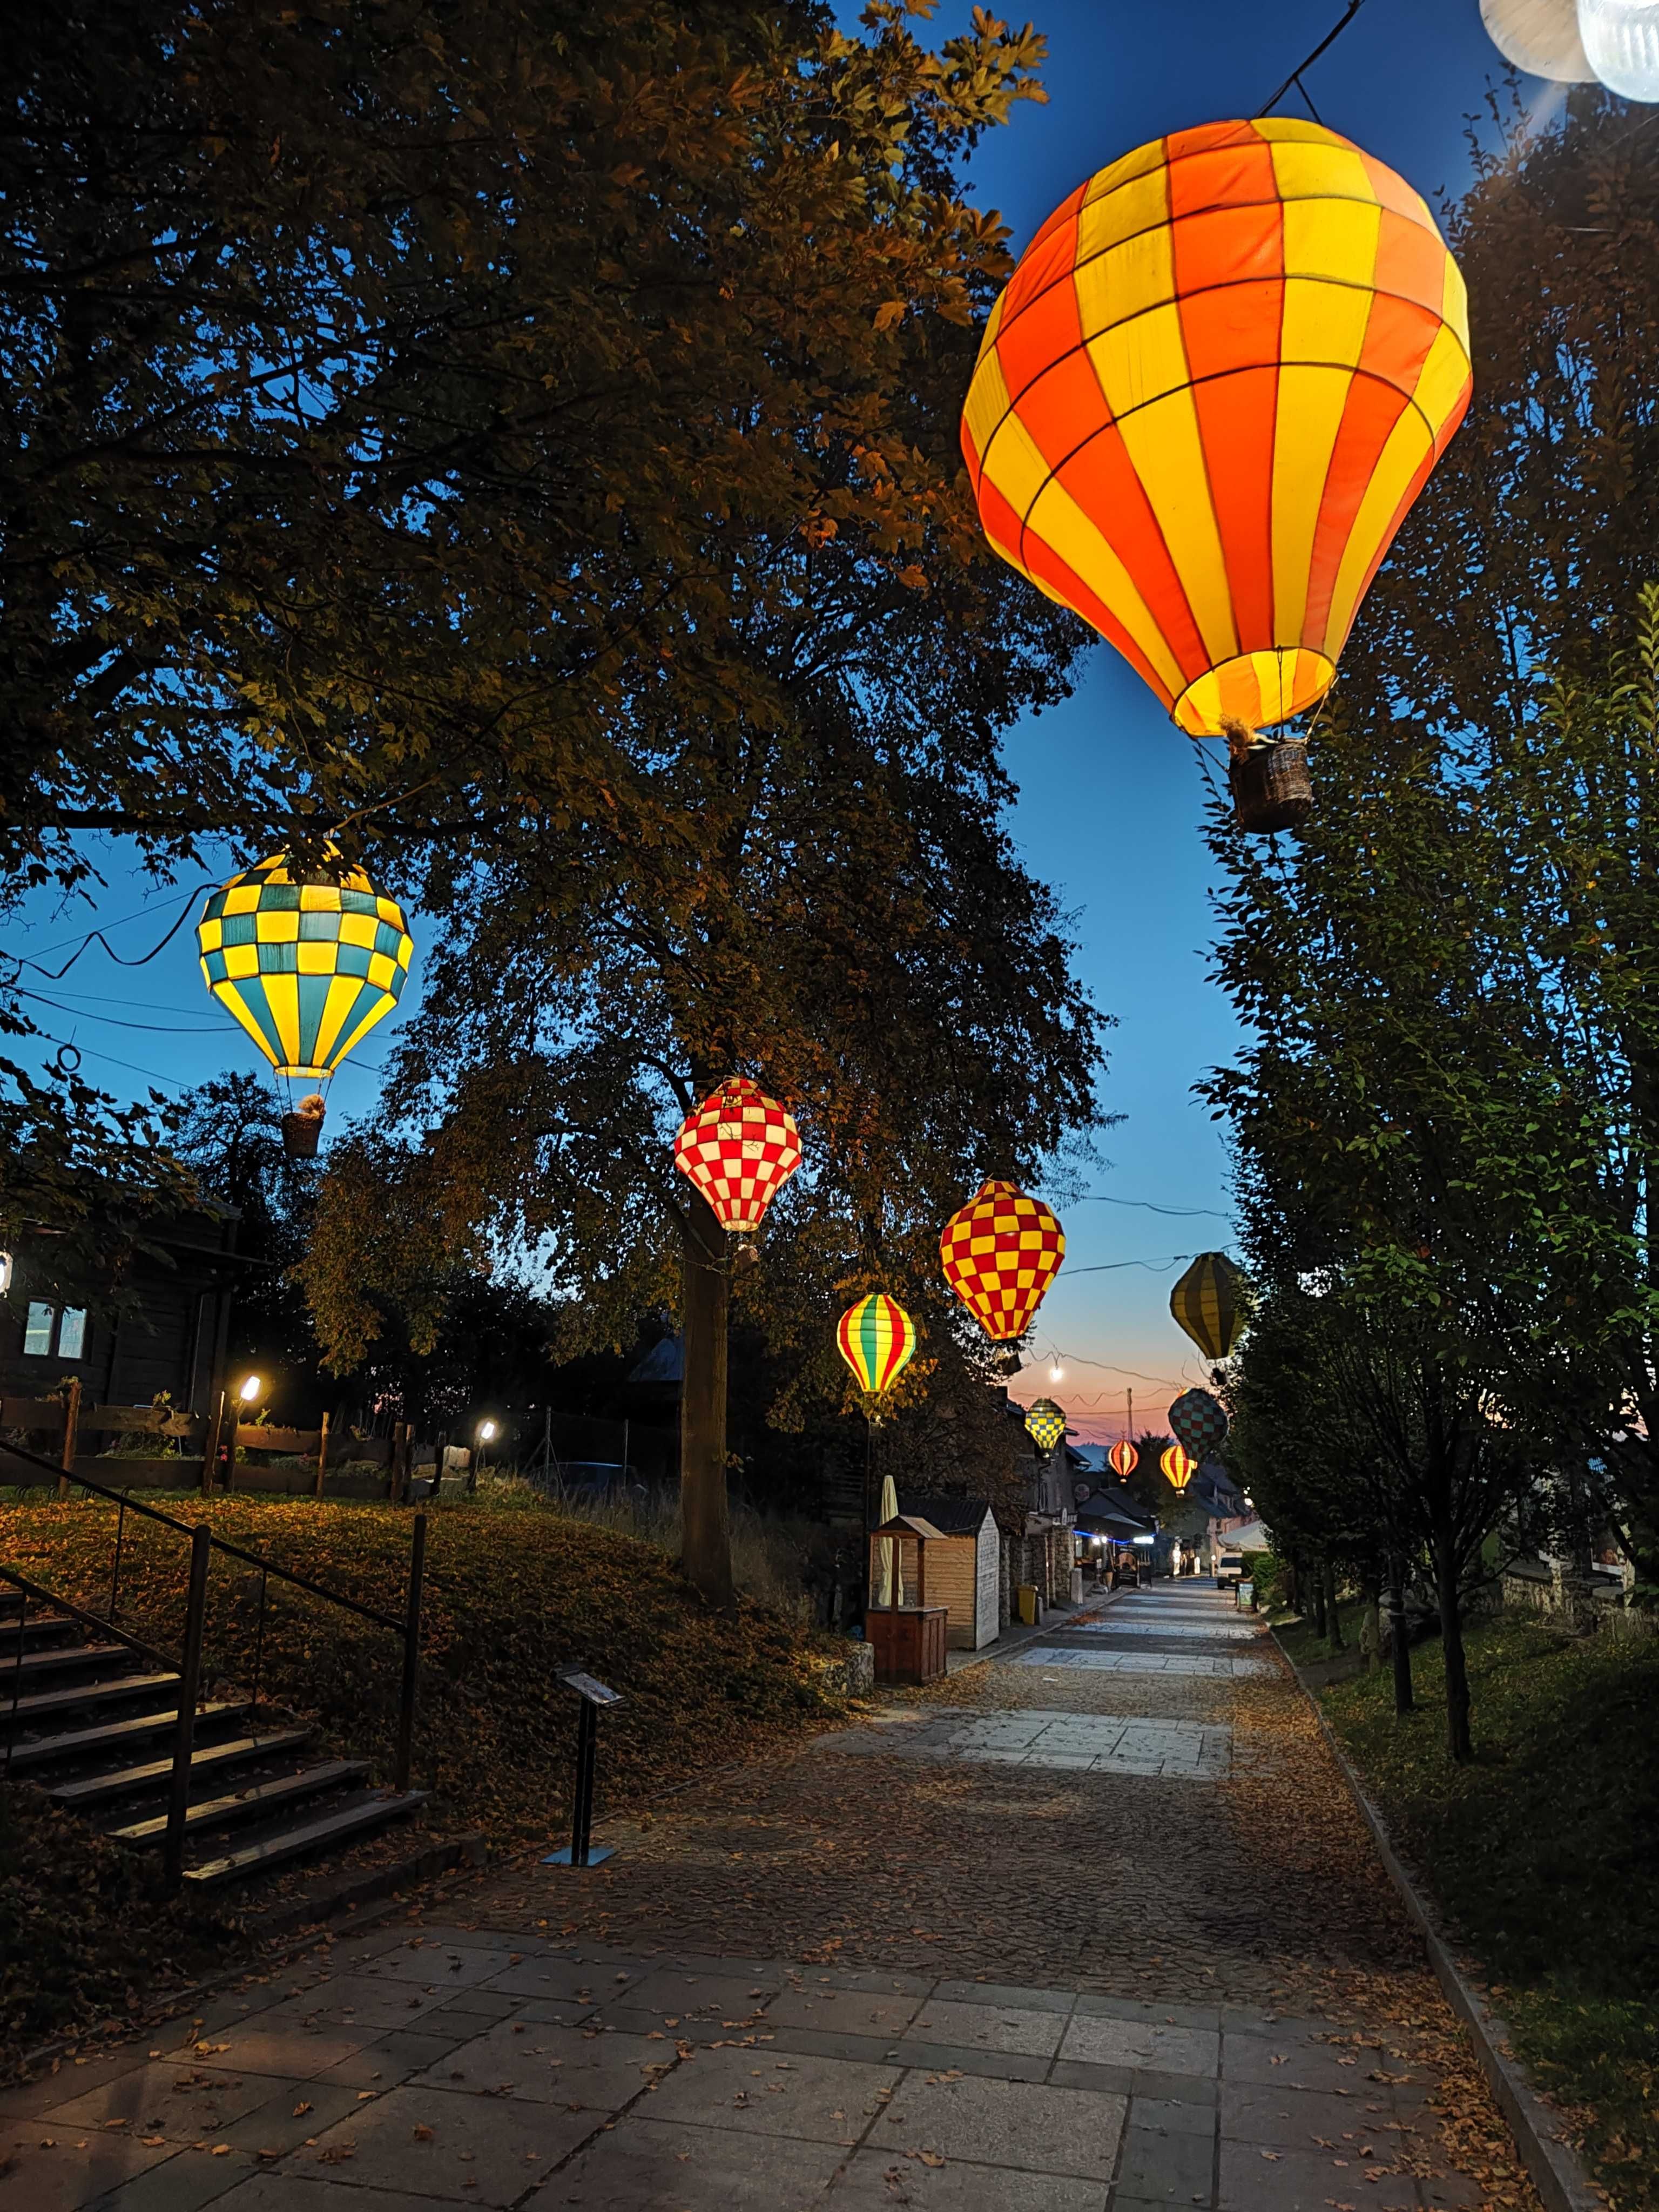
866, 1512, 950, 1685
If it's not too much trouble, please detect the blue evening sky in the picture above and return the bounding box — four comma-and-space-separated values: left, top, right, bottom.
7, 4, 1556, 1440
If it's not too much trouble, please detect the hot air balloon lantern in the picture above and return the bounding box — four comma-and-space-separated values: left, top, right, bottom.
1108, 1439, 1139, 1479
1170, 1252, 1250, 1363
1024, 1398, 1068, 1453
197, 854, 414, 1158
1480, 0, 1595, 80
673, 1077, 802, 1238
1169, 1387, 1229, 1461
837, 1294, 918, 1404
1161, 1442, 1197, 1493
962, 120, 1472, 830
940, 1181, 1065, 1343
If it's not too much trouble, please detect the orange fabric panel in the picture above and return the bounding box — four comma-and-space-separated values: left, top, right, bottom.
1171, 200, 1285, 305
1015, 350, 1111, 471
1049, 421, 1211, 679
1167, 137, 1280, 224
1020, 521, 1177, 707
1301, 372, 1410, 644
1002, 212, 1085, 332
1190, 359, 1280, 658
996, 278, 1090, 421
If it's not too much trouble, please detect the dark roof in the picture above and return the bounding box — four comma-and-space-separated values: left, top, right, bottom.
1073, 1491, 1154, 1535
628, 1334, 683, 1385
897, 1493, 994, 1536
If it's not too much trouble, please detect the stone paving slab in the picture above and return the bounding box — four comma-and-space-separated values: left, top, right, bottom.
1014, 1646, 1274, 1678
813, 1708, 1232, 1779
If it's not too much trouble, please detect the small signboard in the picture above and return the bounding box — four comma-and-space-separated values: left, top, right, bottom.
1236, 1580, 1254, 1610
560, 1669, 623, 1707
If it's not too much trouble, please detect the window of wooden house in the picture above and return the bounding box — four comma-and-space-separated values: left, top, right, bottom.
21, 1303, 89, 1359
57, 1308, 87, 1359
23, 1302, 53, 1355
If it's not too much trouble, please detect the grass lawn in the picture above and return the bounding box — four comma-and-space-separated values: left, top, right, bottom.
1285, 1610, 1659, 2212
0, 1493, 846, 2064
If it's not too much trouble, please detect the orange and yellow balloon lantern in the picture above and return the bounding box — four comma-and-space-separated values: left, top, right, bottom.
1024, 1398, 1068, 1453
1161, 1442, 1197, 1492
1108, 1439, 1139, 1479
673, 1076, 802, 1235
961, 119, 1471, 742
837, 1294, 918, 1399
939, 1180, 1065, 1343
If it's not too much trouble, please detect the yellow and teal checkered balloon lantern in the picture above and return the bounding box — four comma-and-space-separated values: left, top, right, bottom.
1025, 1398, 1067, 1453
197, 854, 414, 1083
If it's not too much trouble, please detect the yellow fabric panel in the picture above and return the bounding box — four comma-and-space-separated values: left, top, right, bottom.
1072, 224, 1176, 340
395, 933, 414, 969
980, 289, 1007, 355
1085, 297, 1190, 417
979, 403, 1061, 528
1320, 406, 1434, 657
1271, 362, 1354, 645
197, 918, 223, 954
1280, 273, 1372, 370
299, 884, 341, 912
296, 940, 338, 975
1281, 197, 1381, 289
1251, 115, 1344, 147
312, 973, 363, 1070
1082, 137, 1170, 204
222, 943, 259, 981
375, 897, 404, 927
261, 972, 301, 1067
1412, 321, 1475, 441
338, 912, 378, 949
331, 992, 396, 1071
1075, 166, 1171, 260
962, 344, 1017, 477
257, 908, 300, 944
1115, 386, 1238, 666
1268, 138, 1379, 209
1174, 650, 1334, 738
1024, 473, 1189, 698
367, 951, 396, 990
213, 983, 281, 1070
1440, 254, 1471, 353
223, 886, 262, 916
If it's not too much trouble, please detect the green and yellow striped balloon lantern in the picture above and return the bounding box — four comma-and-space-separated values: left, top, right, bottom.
1169, 1252, 1250, 1363
837, 1294, 918, 1406
197, 853, 414, 1157
1024, 1398, 1068, 1453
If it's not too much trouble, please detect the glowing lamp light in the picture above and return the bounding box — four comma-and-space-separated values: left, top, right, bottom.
477, 1419, 499, 1443
1132, 1532, 1155, 1547
939, 1180, 1065, 1342
837, 1294, 918, 1397
1108, 1439, 1139, 1479
237, 1374, 263, 1405
1161, 1442, 1197, 1492
673, 1076, 802, 1234
1024, 1398, 1068, 1452
961, 120, 1471, 742
1579, 0, 1659, 98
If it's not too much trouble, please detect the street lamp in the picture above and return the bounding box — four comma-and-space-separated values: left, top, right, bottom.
475, 1417, 499, 1488
238, 1373, 264, 1406
215, 1373, 265, 1495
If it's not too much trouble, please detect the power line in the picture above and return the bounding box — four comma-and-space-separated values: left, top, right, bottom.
1073, 1196, 1229, 1220
1256, 0, 1370, 121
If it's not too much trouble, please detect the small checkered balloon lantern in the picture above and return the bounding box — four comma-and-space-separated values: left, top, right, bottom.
939, 1179, 1065, 1343
1161, 1442, 1197, 1493
1108, 1439, 1139, 1479
837, 1294, 918, 1398
1025, 1398, 1068, 1452
673, 1076, 802, 1234
1169, 1387, 1229, 1460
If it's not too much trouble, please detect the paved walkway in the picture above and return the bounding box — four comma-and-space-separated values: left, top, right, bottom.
0, 1582, 1538, 2210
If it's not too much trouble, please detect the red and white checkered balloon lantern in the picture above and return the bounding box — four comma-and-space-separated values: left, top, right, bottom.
673, 1076, 802, 1233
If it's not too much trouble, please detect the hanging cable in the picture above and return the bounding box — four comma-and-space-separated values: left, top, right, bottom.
1256, 0, 1370, 119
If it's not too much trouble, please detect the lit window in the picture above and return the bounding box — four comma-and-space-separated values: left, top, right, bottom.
23, 1303, 54, 1356
58, 1308, 87, 1360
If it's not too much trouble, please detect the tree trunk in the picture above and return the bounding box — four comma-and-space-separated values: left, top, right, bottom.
1310, 1561, 1327, 1638
1432, 1525, 1472, 1761
1324, 1560, 1344, 1651
1388, 1556, 1414, 1716
679, 1189, 734, 1608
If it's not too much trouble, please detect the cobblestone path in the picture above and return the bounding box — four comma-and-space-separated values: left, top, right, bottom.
0, 1582, 1541, 2211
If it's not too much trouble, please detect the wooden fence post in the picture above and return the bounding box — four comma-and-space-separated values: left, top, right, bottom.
57, 1378, 81, 1502
313, 1410, 330, 1501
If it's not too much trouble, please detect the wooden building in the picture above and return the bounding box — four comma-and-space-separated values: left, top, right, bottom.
897, 1494, 999, 1650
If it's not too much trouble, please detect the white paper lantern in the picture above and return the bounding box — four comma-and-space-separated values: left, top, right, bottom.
1579, 0, 1659, 97
1480, 0, 1596, 77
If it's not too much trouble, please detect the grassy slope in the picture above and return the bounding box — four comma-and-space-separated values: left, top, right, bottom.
1297, 1613, 1659, 2211
0, 1496, 844, 2060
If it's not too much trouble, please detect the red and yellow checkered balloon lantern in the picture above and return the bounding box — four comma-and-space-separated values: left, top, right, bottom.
1161, 1442, 1197, 1493
939, 1180, 1065, 1343
673, 1076, 802, 1234
1108, 1439, 1139, 1479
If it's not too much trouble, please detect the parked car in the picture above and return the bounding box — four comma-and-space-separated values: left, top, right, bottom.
1215, 1550, 1245, 1590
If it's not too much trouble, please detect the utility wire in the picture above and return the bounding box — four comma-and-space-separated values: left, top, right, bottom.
1256, 0, 1370, 120
0, 884, 212, 983
1073, 1196, 1230, 1220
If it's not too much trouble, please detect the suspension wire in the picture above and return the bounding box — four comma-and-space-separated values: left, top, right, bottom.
1256, 0, 1370, 119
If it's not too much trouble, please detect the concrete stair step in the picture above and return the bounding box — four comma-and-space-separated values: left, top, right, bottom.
46, 1724, 315, 1809
109, 1759, 369, 1844
185, 1789, 427, 1887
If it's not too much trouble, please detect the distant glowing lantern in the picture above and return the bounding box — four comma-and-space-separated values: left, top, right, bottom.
1161, 1442, 1197, 1492
1169, 1387, 1229, 1460
1108, 1439, 1139, 1479
1579, 0, 1659, 99
198, 853, 414, 1156
1025, 1398, 1068, 1452
939, 1180, 1065, 1341
673, 1076, 802, 1234
837, 1294, 918, 1398
1480, 0, 1595, 78
961, 120, 1472, 745
1170, 1252, 1250, 1362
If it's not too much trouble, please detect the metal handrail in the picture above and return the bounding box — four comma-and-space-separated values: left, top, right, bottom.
0, 1440, 403, 1631
0, 1561, 179, 1676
